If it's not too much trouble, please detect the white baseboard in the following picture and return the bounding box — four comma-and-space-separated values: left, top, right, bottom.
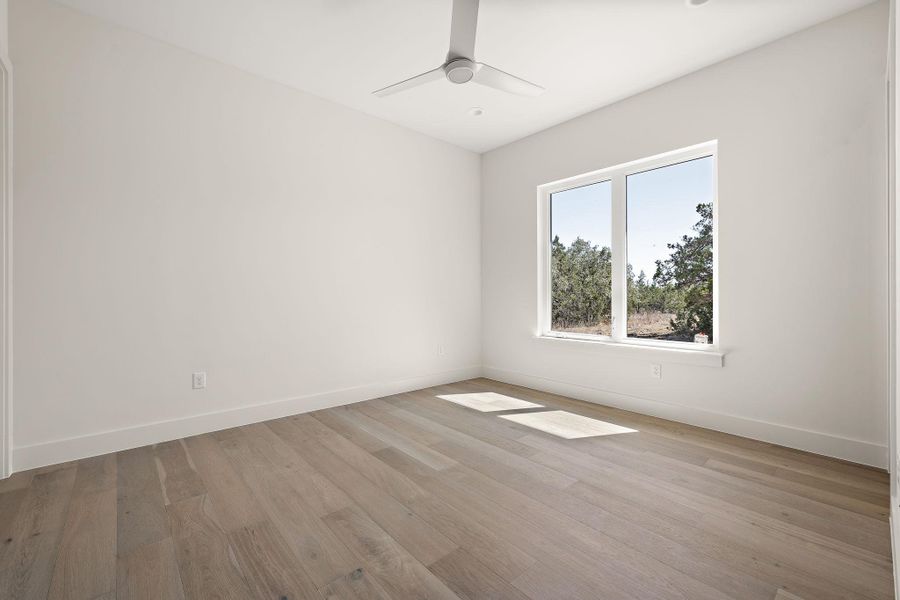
12, 365, 482, 472
483, 366, 888, 469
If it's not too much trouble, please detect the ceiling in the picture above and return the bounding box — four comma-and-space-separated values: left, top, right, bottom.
54, 0, 878, 153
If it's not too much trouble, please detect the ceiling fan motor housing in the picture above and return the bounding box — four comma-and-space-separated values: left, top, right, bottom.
372, 0, 543, 97
445, 58, 477, 84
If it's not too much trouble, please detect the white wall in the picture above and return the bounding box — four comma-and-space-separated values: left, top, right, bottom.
889, 0, 899, 592
10, 0, 481, 469
482, 2, 890, 467
0, 0, 9, 478
0, 0, 8, 58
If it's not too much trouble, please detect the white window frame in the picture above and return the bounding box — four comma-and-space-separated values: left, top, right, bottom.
537, 141, 720, 359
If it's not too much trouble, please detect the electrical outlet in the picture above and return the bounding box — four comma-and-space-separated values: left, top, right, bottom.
192, 371, 207, 390
650, 364, 662, 379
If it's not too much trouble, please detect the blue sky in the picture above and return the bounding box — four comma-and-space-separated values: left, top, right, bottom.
551, 156, 714, 279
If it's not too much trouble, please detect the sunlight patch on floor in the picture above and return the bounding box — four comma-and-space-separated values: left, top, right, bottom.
499, 410, 637, 439
435, 392, 543, 412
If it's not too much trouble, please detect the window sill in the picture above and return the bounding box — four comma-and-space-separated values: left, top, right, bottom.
534, 333, 724, 368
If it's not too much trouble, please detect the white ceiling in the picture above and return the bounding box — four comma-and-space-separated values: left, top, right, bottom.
55, 0, 878, 152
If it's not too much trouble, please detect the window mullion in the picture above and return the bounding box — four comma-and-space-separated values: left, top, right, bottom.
611, 172, 627, 341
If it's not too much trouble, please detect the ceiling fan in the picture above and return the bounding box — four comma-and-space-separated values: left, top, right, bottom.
372, 0, 544, 98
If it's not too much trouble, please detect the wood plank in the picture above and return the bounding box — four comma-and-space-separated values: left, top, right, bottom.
313, 410, 391, 453
511, 555, 637, 600
73, 454, 116, 495
308, 449, 458, 566
240, 421, 353, 517
331, 406, 457, 470
700, 510, 892, 599
442, 465, 729, 599
0, 466, 77, 600
116, 446, 169, 558
216, 427, 362, 588
424, 436, 776, 600
0, 470, 34, 494
47, 457, 117, 600
524, 431, 891, 557
381, 403, 577, 489
569, 479, 866, 600
530, 446, 879, 599
703, 458, 888, 519
572, 483, 843, 598
226, 520, 321, 600
353, 398, 449, 446
390, 391, 543, 456
153, 439, 206, 505
0, 488, 27, 544
181, 434, 266, 531
272, 414, 428, 505
374, 446, 652, 600
770, 464, 888, 503
428, 547, 531, 600
276, 417, 458, 566
323, 567, 393, 600
775, 589, 808, 600
614, 425, 889, 497
322, 506, 461, 600
116, 537, 185, 600
529, 424, 890, 570
372, 447, 537, 583
167, 494, 253, 599
32, 461, 79, 476
232, 422, 305, 471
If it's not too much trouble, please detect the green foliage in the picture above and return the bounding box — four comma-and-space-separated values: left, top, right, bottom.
551, 202, 713, 342
551, 236, 612, 329
654, 203, 713, 340
627, 265, 684, 316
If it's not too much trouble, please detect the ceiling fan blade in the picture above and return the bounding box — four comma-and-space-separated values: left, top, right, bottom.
447, 0, 479, 60
473, 63, 544, 97
372, 66, 445, 97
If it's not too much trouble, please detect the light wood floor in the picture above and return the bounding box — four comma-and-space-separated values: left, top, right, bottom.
0, 378, 893, 600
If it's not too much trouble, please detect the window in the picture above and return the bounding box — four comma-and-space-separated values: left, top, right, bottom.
550, 181, 612, 336
626, 156, 715, 343
538, 142, 717, 349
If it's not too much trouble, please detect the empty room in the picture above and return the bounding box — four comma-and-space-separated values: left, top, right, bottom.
1, 0, 899, 598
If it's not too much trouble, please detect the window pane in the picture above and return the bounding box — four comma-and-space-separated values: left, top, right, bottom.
626, 156, 714, 343
550, 181, 612, 336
